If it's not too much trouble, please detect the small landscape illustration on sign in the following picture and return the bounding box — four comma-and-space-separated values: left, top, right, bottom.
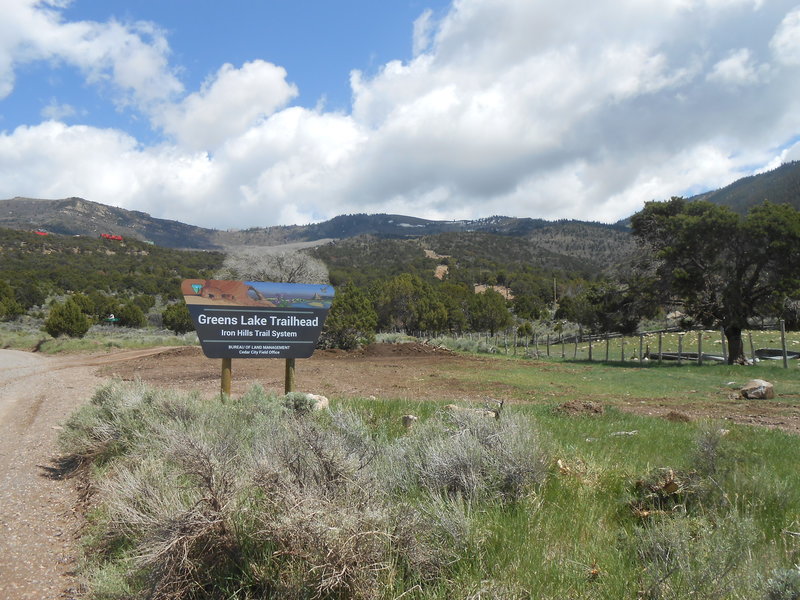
182, 279, 335, 359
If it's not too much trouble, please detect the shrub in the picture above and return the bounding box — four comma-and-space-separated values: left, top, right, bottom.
381, 408, 548, 502
764, 566, 800, 600
319, 283, 377, 350
62, 383, 488, 599
44, 298, 90, 338
633, 512, 759, 599
116, 301, 146, 328
162, 301, 194, 334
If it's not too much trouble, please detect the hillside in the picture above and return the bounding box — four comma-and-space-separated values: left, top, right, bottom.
692, 161, 800, 213
2, 161, 798, 280
0, 197, 635, 273
0, 197, 221, 249
0, 227, 224, 300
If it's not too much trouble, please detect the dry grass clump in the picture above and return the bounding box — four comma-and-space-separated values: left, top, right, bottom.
63, 384, 547, 599
381, 408, 548, 502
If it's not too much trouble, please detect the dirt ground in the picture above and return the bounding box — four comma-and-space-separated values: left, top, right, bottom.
1, 342, 799, 598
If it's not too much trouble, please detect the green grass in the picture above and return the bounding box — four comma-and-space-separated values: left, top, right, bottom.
60, 375, 800, 599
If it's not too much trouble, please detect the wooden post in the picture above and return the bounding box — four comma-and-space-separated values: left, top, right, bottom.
678, 334, 683, 365
588, 337, 593, 361
720, 328, 728, 363
221, 357, 232, 400
284, 358, 296, 393
697, 331, 703, 366
748, 330, 755, 363
561, 338, 565, 358
781, 319, 788, 369
658, 332, 663, 365
546, 334, 550, 357
638, 335, 644, 364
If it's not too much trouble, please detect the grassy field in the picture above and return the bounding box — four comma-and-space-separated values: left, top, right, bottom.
57, 343, 800, 599
0, 320, 197, 353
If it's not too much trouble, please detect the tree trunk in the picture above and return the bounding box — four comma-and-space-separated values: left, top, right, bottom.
724, 325, 746, 364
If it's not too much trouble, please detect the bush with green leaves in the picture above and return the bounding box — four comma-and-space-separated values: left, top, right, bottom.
319, 283, 377, 349
44, 298, 90, 338
115, 302, 146, 328
161, 301, 194, 334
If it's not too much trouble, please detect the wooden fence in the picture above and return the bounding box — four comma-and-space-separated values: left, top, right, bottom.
454, 320, 796, 368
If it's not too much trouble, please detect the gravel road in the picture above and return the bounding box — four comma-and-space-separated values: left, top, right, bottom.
0, 348, 172, 599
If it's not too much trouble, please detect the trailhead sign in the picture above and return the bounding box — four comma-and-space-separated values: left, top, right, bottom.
182, 279, 335, 359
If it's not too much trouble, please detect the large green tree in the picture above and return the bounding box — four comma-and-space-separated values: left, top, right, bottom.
555, 280, 644, 335
321, 284, 378, 350
631, 198, 800, 363
468, 288, 512, 336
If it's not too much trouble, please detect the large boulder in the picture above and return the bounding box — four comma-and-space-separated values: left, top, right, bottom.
740, 379, 775, 400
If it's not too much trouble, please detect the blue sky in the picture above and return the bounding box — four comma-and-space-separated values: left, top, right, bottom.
1, 0, 800, 230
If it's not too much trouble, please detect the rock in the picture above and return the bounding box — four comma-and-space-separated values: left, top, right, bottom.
282, 392, 329, 412
740, 379, 775, 399
401, 414, 418, 428
444, 404, 499, 419
306, 393, 329, 410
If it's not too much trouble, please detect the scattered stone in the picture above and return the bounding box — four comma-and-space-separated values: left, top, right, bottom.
401, 414, 418, 429
740, 379, 775, 400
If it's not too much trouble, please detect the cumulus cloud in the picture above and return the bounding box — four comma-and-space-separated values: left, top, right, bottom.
154, 60, 299, 151
1, 0, 800, 229
0, 0, 182, 110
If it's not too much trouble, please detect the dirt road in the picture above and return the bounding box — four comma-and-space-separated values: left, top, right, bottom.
0, 348, 173, 599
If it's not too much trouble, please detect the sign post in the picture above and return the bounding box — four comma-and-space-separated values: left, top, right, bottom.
182, 279, 334, 396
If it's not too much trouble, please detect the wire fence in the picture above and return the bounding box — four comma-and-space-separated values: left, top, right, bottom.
429, 320, 798, 368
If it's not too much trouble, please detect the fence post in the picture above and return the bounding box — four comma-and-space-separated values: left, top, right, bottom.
605, 335, 609, 362
678, 334, 683, 365
720, 328, 728, 363
697, 331, 703, 366
748, 331, 755, 363
658, 332, 663, 364
781, 319, 788, 369
639, 335, 644, 364
588, 337, 593, 361
546, 334, 550, 357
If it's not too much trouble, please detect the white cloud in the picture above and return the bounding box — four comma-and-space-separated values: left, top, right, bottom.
412, 9, 435, 57
0, 0, 182, 108
707, 48, 765, 85
154, 60, 299, 151
2, 0, 800, 230
770, 6, 800, 65
40, 98, 76, 120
